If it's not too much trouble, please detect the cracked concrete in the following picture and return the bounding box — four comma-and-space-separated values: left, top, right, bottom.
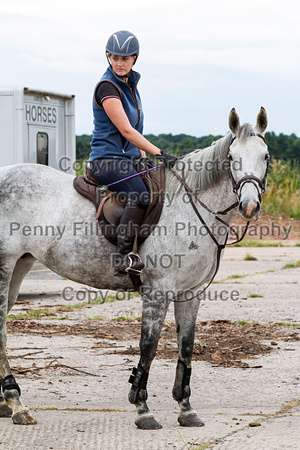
0, 246, 299, 449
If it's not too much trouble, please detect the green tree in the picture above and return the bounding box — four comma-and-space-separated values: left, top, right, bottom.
76, 132, 300, 163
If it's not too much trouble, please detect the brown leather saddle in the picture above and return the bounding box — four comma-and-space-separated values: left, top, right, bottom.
73, 158, 165, 247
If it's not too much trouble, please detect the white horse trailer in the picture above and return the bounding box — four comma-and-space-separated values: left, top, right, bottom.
0, 86, 76, 174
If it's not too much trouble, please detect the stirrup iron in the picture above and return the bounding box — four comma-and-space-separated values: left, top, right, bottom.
125, 252, 144, 275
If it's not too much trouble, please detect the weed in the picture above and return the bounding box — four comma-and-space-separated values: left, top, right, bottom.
233, 240, 284, 247
282, 260, 300, 270
7, 309, 57, 320
112, 315, 142, 322
7, 294, 120, 320
237, 320, 250, 325
7, 292, 141, 321
7, 312, 29, 320
227, 274, 245, 279
262, 159, 300, 218
112, 316, 133, 322
274, 322, 300, 327
244, 253, 257, 261
189, 443, 213, 450
27, 309, 53, 318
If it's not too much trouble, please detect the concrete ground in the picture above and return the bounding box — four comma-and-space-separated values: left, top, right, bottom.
0, 246, 299, 449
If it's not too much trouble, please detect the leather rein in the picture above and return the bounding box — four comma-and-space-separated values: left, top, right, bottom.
170, 133, 269, 303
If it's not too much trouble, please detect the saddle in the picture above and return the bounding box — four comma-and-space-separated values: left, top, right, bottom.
73, 158, 165, 247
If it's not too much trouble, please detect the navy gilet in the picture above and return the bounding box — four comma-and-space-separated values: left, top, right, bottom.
89, 66, 144, 161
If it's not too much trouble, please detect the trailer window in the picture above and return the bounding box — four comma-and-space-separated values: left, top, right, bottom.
37, 132, 48, 165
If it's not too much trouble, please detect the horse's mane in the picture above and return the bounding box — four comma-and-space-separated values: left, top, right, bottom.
166, 123, 254, 194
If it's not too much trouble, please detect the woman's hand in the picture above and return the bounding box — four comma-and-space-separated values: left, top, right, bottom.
155, 150, 178, 168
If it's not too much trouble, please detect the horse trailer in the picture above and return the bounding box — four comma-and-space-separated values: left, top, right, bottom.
0, 86, 76, 174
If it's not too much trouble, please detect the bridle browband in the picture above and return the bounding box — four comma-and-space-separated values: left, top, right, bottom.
170, 132, 269, 303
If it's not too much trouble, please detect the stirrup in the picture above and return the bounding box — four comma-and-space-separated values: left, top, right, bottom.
125, 252, 144, 275
114, 252, 144, 276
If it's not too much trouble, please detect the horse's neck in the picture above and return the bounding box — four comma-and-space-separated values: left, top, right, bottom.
200, 176, 235, 202
197, 178, 237, 218
165, 176, 238, 231
183, 175, 236, 211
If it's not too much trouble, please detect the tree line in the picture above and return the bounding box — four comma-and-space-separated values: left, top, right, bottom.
76, 131, 300, 162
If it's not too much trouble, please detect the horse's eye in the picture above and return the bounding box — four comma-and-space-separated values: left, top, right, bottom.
265, 153, 270, 161
228, 154, 233, 161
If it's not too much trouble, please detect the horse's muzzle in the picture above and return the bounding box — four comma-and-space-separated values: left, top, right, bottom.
239, 197, 260, 221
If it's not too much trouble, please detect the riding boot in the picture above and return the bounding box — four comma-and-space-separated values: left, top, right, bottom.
113, 201, 146, 276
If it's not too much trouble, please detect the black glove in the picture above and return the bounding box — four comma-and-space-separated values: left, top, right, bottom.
155, 150, 178, 169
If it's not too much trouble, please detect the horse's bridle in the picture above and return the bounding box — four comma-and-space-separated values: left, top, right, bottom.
170, 132, 269, 302
228, 134, 270, 203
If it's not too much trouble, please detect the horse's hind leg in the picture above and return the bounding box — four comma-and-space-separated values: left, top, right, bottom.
128, 292, 170, 430
0, 387, 12, 417
0, 255, 36, 424
173, 296, 204, 427
8, 253, 36, 311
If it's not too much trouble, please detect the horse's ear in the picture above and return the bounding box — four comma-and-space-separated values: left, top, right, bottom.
256, 106, 268, 133
229, 108, 240, 134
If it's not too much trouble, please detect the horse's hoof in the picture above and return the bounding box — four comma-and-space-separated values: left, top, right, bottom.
135, 414, 162, 430
178, 412, 205, 427
0, 404, 12, 417
12, 410, 37, 425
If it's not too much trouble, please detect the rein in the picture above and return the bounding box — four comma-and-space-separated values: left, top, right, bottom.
170, 167, 249, 303
169, 132, 268, 303
94, 133, 268, 301
170, 169, 244, 245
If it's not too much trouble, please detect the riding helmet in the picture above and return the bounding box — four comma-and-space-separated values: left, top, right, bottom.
106, 30, 139, 60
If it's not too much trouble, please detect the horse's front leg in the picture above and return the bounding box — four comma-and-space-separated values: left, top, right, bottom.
173, 295, 204, 427
0, 260, 36, 424
128, 290, 170, 429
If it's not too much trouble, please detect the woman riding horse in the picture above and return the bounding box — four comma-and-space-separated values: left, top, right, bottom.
88, 30, 177, 276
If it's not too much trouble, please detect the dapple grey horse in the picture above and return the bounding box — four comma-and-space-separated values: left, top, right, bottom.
0, 108, 269, 428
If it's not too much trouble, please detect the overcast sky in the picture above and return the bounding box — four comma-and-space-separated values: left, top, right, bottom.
1, 0, 299, 138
